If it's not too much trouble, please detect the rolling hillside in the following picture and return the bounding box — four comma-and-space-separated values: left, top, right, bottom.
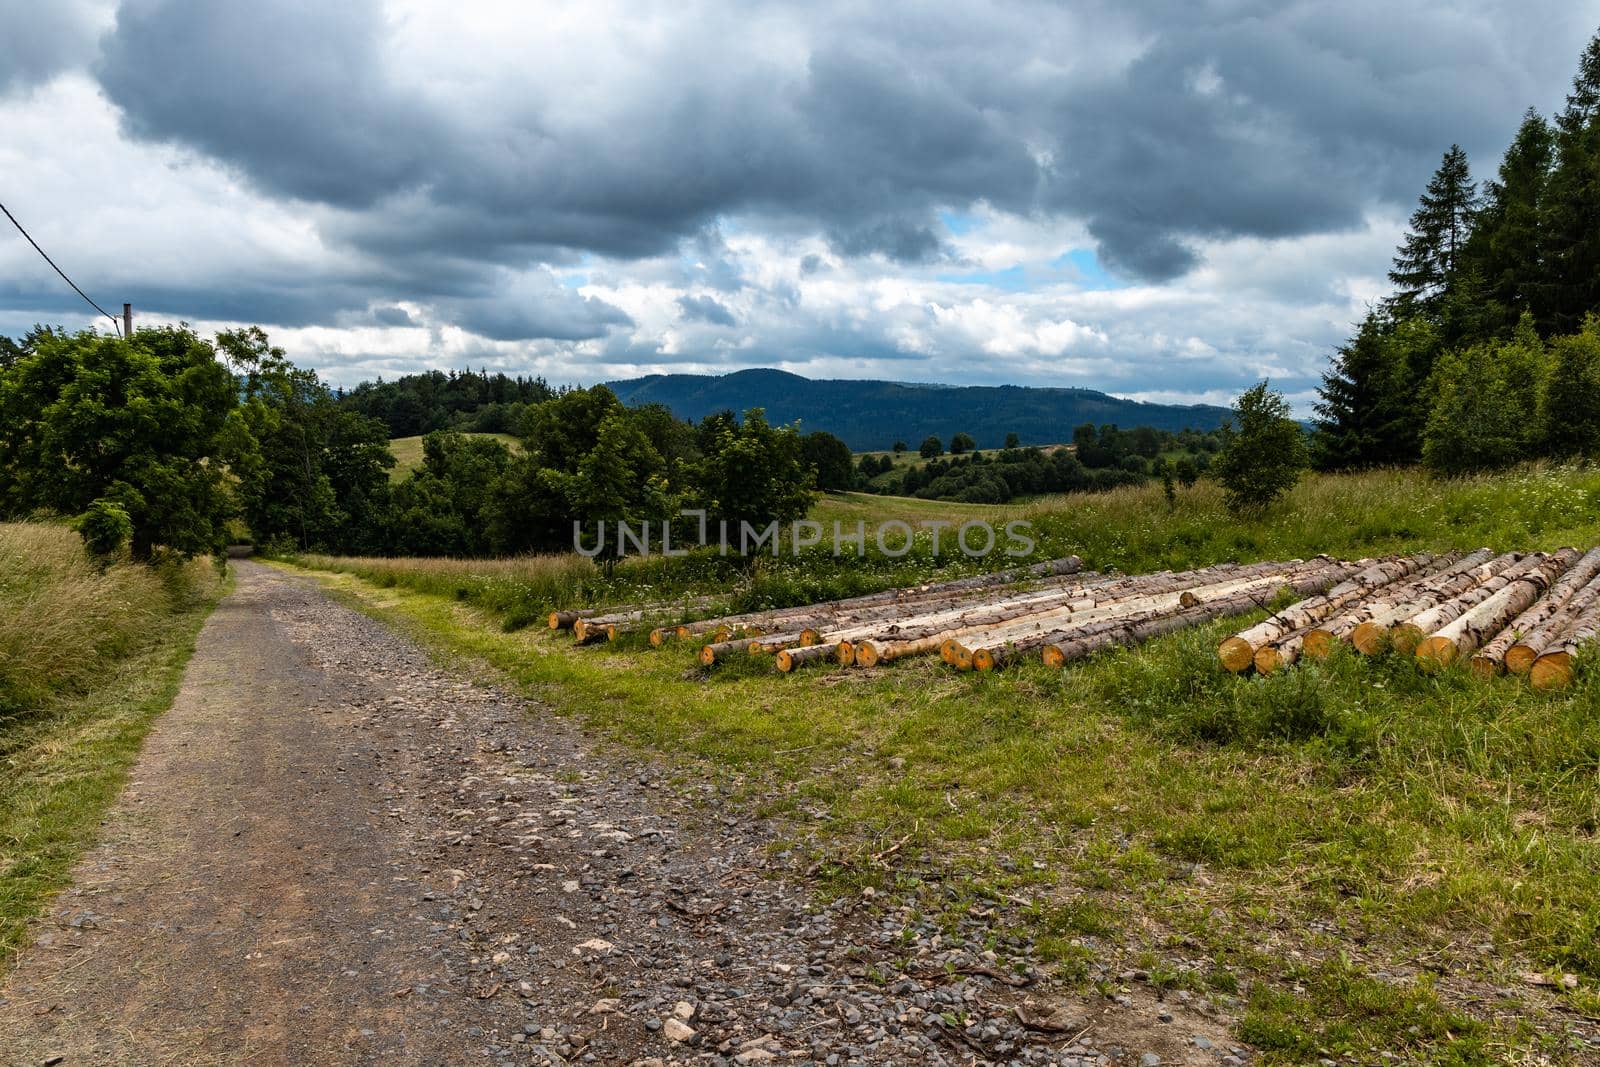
604, 369, 1231, 450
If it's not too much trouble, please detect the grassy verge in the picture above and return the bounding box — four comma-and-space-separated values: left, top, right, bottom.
0, 523, 226, 969
285, 465, 1600, 1064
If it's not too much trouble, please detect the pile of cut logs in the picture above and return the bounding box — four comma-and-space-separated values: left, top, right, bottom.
1217, 547, 1600, 689
547, 549, 1598, 687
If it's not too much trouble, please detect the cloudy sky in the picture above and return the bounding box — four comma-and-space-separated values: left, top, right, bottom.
2, 1, 1597, 411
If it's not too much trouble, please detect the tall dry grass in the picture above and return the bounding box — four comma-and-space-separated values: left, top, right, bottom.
0, 523, 218, 719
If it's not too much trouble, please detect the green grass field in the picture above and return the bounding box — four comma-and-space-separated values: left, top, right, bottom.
0, 524, 225, 969
290, 464, 1600, 1063
387, 431, 523, 479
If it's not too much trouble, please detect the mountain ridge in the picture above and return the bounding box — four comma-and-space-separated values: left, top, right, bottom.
603, 369, 1231, 450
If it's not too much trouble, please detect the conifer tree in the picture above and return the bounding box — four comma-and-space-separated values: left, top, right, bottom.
1542, 31, 1600, 332
1468, 109, 1554, 333
1313, 310, 1411, 469
1389, 145, 1478, 316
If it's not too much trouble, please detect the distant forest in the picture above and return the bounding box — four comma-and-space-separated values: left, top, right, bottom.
332, 366, 1230, 451
1314, 32, 1600, 474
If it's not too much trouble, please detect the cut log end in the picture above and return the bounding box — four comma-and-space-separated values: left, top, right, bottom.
548, 611, 566, 630
1530, 652, 1575, 691
1302, 629, 1334, 659
940, 637, 961, 664
699, 645, 717, 667
1253, 646, 1282, 675
952, 646, 974, 671
1042, 644, 1065, 670
675, 624, 693, 640
1350, 622, 1384, 656
1504, 644, 1539, 675
1390, 624, 1424, 655
800, 628, 821, 646
972, 647, 996, 671
851, 641, 874, 668
1415, 636, 1458, 670
775, 650, 795, 673
1179, 590, 1201, 608
1218, 636, 1254, 673
649, 628, 668, 647
1468, 654, 1500, 680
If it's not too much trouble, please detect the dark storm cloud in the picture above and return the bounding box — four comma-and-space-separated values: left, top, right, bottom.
0, 1, 101, 97
89, 0, 1599, 305
676, 294, 738, 327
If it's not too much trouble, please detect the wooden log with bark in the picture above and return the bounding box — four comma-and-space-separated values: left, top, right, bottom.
1415, 549, 1581, 669
1348, 552, 1526, 655
1529, 591, 1600, 690
1300, 550, 1490, 660
1504, 556, 1600, 671
1217, 554, 1436, 672
1386, 553, 1548, 655
1469, 547, 1600, 677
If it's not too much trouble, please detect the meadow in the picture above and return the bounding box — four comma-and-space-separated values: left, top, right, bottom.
386, 431, 523, 479
288, 464, 1600, 1063
0, 523, 225, 967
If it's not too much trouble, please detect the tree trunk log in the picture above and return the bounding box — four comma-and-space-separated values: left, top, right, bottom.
1387, 553, 1546, 655
1499, 552, 1600, 675
1470, 547, 1600, 676
1349, 552, 1525, 655
1416, 549, 1580, 669
1218, 554, 1437, 672
1301, 549, 1489, 659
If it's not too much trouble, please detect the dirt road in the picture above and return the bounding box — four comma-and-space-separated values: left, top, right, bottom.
0, 563, 1230, 1065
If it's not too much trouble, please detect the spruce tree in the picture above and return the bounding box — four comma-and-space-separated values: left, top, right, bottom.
1468, 109, 1554, 334
1389, 145, 1478, 316
1313, 311, 1408, 469
1542, 31, 1600, 333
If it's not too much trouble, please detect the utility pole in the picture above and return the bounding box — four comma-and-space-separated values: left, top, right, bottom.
122, 303, 132, 338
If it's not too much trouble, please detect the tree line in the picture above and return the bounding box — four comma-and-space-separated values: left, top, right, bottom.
1315, 29, 1600, 474
0, 326, 823, 560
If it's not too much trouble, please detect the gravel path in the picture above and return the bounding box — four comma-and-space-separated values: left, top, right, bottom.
0, 563, 1242, 1066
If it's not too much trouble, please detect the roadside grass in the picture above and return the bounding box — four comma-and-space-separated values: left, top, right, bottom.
387, 431, 523, 480
288, 460, 1600, 1062
0, 522, 225, 970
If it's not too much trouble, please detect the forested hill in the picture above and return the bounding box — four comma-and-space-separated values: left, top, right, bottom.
603, 369, 1231, 450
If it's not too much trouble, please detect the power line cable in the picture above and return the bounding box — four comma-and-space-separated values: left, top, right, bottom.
0, 198, 122, 336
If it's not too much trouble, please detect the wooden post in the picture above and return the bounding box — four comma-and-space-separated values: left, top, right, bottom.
122, 303, 132, 338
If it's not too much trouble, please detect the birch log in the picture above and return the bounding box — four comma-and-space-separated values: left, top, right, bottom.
1415, 549, 1580, 669
1529, 593, 1600, 690
1471, 547, 1600, 677
1217, 554, 1436, 672
1387, 553, 1548, 655
1347, 552, 1524, 655
1300, 550, 1489, 659
1502, 557, 1600, 674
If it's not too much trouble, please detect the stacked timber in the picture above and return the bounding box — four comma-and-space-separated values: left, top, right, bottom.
1253, 552, 1481, 673
1385, 553, 1549, 655
1498, 552, 1600, 676
850, 559, 1327, 669
1297, 550, 1496, 662
1345, 552, 1525, 654
1415, 550, 1581, 669
1217, 554, 1441, 673
668, 556, 1088, 648
1530, 587, 1600, 690
948, 559, 1350, 671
